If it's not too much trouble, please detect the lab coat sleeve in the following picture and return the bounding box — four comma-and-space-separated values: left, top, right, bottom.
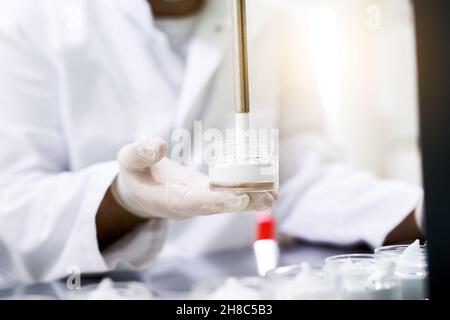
0, 6, 165, 284
276, 136, 422, 249
275, 11, 423, 249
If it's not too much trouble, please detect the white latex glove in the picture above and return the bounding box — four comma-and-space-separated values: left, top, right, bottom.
111, 139, 276, 220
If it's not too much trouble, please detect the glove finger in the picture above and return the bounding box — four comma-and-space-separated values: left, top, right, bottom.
118, 138, 168, 172
246, 192, 276, 212
269, 191, 279, 201
151, 159, 210, 188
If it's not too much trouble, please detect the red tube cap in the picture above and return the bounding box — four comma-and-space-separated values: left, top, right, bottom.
256, 212, 277, 241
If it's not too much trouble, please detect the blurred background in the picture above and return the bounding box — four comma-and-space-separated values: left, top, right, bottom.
282, 0, 421, 186
0, 0, 429, 299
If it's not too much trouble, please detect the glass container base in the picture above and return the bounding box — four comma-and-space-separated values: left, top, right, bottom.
210, 181, 277, 193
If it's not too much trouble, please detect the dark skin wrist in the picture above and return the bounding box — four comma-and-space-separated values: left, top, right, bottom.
96, 191, 423, 251
147, 0, 206, 18
384, 211, 424, 245
96, 187, 148, 251
95, 0, 206, 252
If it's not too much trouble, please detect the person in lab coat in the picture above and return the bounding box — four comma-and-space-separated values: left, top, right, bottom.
0, 0, 423, 284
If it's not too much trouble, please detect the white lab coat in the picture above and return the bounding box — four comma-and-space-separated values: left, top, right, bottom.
0, 0, 422, 284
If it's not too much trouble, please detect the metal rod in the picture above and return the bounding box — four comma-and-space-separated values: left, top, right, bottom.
233, 0, 250, 113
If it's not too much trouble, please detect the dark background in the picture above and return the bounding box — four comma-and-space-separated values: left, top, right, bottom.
414, 0, 450, 299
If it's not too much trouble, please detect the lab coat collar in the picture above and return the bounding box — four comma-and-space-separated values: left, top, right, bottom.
116, 0, 167, 43
117, 0, 230, 130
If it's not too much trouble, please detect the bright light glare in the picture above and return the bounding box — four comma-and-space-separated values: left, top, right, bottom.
308, 8, 341, 139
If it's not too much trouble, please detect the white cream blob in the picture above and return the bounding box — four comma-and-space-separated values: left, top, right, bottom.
210, 160, 278, 185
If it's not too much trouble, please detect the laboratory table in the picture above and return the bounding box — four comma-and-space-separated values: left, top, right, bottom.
0, 242, 368, 300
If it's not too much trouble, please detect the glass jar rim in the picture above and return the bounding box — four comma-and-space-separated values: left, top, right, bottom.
325, 254, 375, 265
375, 244, 426, 254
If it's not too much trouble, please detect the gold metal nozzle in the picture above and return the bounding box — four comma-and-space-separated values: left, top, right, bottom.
232, 0, 250, 114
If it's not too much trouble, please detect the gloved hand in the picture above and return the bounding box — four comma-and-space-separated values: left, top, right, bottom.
111, 138, 276, 220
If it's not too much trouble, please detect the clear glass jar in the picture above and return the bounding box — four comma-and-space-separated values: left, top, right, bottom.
365, 259, 401, 300
374, 243, 429, 300
395, 255, 428, 300
325, 254, 400, 300
266, 264, 337, 300
374, 244, 426, 260
209, 139, 279, 193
